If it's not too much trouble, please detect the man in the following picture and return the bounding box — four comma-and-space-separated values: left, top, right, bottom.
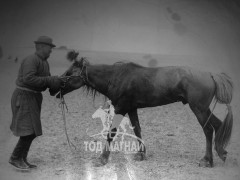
9, 36, 63, 170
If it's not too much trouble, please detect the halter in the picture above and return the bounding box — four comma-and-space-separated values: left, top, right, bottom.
60, 60, 89, 88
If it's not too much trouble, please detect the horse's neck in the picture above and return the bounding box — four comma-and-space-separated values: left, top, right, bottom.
88, 65, 112, 95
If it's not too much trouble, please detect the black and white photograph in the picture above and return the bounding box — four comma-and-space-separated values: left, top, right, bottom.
0, 0, 240, 179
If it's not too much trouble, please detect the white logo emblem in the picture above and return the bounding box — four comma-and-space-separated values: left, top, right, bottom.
85, 101, 145, 153
90, 101, 136, 142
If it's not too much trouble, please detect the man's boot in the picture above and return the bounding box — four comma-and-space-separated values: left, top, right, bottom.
9, 138, 30, 170
22, 135, 37, 168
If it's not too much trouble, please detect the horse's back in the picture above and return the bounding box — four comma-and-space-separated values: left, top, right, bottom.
110, 64, 215, 110
152, 66, 215, 108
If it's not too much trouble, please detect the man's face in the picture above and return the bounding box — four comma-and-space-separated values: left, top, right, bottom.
42, 44, 53, 59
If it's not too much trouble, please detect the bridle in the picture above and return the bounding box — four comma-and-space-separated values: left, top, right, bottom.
60, 61, 89, 89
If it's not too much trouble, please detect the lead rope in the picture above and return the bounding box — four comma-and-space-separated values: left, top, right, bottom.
59, 89, 77, 152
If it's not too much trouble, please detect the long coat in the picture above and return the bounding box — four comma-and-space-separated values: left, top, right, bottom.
10, 53, 50, 136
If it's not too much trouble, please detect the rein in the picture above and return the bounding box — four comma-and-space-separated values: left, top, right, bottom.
59, 89, 77, 151
58, 61, 93, 151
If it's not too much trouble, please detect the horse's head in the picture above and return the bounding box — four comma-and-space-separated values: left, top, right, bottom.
50, 51, 90, 97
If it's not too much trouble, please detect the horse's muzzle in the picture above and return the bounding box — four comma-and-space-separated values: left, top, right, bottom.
56, 92, 61, 98
49, 88, 61, 97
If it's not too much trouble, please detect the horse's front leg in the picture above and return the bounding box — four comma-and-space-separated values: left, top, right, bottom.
93, 114, 123, 167
128, 109, 146, 161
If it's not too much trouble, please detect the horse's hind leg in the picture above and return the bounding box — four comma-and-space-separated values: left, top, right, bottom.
128, 109, 146, 161
190, 107, 214, 167
206, 109, 228, 161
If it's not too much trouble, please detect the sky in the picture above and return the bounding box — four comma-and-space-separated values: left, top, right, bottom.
0, 0, 240, 63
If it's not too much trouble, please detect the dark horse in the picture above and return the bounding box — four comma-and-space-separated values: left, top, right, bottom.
51, 51, 233, 167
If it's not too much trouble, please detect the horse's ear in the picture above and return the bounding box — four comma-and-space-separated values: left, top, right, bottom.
79, 57, 89, 66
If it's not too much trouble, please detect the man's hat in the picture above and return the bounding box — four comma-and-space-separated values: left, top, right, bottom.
34, 36, 56, 47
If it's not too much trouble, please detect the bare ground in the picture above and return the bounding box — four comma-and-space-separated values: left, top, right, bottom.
0, 88, 240, 180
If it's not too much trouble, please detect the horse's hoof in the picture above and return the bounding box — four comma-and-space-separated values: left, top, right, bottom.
199, 158, 213, 168
216, 148, 228, 162
133, 152, 146, 161
92, 156, 108, 167
219, 154, 227, 162
219, 151, 227, 162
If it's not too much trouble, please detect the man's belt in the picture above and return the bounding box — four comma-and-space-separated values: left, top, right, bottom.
16, 86, 41, 93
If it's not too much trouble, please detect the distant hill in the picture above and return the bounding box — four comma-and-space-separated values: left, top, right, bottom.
55, 46, 68, 51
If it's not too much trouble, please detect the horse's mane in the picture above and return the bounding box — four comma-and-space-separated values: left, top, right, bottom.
112, 61, 144, 77
107, 62, 145, 98
113, 61, 143, 68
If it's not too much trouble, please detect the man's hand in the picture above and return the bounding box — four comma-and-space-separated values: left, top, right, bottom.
47, 76, 63, 89
47, 76, 64, 96
48, 76, 71, 96
59, 76, 71, 87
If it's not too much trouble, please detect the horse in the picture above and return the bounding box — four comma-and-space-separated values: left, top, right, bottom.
50, 51, 233, 167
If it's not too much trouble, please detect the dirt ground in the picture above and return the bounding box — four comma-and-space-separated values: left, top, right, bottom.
0, 58, 240, 180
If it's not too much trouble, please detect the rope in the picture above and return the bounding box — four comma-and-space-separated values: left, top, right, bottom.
59, 90, 77, 152
203, 100, 218, 129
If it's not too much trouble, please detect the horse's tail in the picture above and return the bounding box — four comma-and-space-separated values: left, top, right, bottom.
211, 73, 233, 158
212, 73, 233, 104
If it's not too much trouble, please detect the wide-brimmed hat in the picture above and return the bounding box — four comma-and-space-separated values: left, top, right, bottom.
34, 36, 56, 47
